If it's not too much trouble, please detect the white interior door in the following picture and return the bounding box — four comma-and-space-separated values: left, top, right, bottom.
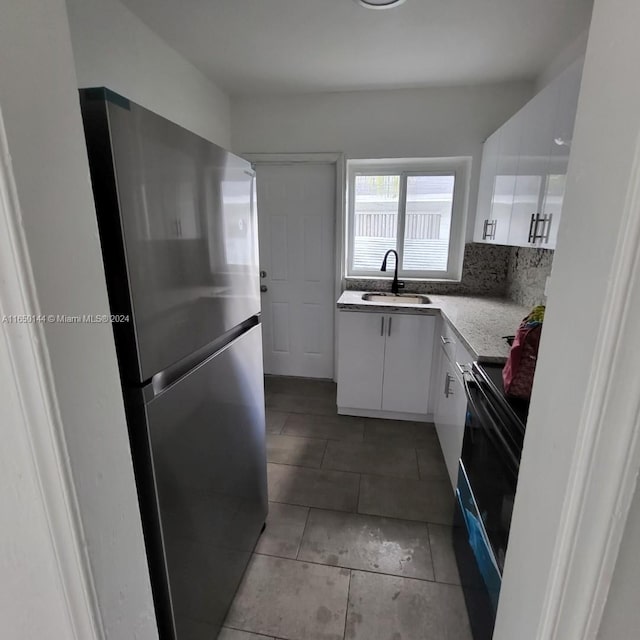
256, 162, 336, 378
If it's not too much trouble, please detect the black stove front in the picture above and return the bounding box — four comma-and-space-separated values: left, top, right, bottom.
453, 362, 529, 640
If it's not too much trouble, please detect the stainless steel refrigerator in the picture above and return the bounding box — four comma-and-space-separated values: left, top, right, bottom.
79, 88, 268, 640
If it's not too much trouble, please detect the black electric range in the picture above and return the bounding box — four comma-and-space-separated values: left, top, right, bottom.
453, 360, 530, 640
475, 361, 530, 432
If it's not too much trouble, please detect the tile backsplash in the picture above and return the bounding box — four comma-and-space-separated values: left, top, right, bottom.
345, 242, 554, 309
506, 247, 554, 308
345, 243, 510, 296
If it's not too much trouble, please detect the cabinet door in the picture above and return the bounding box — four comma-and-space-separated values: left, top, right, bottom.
337, 312, 386, 410
473, 129, 501, 242
434, 346, 450, 432
381, 314, 435, 415
490, 112, 523, 244
434, 357, 467, 490
508, 81, 560, 247
440, 370, 467, 490
543, 59, 583, 249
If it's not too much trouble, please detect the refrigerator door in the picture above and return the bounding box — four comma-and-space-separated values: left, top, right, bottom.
143, 323, 267, 639
82, 89, 260, 382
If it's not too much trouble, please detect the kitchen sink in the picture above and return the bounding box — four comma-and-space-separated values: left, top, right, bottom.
362, 292, 432, 305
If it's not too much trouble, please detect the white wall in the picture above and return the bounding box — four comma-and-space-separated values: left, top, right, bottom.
232, 82, 533, 239
495, 0, 640, 637
66, 0, 231, 148
597, 482, 640, 639
0, 0, 157, 638
0, 304, 79, 639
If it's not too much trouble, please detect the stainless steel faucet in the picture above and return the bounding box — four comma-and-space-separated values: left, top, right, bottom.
381, 249, 405, 294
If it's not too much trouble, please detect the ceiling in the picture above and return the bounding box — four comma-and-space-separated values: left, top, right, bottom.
120, 0, 593, 96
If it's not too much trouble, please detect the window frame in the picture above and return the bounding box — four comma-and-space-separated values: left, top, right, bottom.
345, 157, 471, 281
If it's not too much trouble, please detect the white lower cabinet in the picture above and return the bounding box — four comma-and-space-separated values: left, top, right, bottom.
434, 325, 473, 490
337, 311, 435, 418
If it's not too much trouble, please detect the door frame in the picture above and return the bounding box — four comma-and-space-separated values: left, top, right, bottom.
494, 2, 640, 636
0, 109, 103, 639
242, 152, 345, 381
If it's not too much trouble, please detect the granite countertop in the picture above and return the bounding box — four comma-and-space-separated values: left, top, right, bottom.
337, 290, 530, 363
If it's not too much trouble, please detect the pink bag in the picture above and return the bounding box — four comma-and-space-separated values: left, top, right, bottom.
502, 315, 543, 400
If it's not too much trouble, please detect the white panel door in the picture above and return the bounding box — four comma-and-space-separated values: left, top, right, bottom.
256, 162, 336, 378
381, 314, 435, 414
336, 311, 386, 410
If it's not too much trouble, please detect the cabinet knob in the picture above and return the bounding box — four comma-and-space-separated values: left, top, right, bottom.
260, 285, 268, 293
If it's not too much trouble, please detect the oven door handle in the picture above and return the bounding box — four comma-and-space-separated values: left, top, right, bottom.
463, 374, 521, 476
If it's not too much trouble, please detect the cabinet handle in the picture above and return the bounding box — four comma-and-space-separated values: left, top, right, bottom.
542, 213, 553, 243
444, 373, 455, 398
528, 213, 537, 243
388, 316, 392, 336
529, 213, 553, 244
380, 316, 385, 337
440, 335, 453, 346
445, 373, 455, 397
483, 219, 497, 241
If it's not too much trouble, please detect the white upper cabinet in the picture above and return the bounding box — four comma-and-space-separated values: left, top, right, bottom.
474, 128, 501, 241
473, 58, 584, 249
491, 111, 522, 244
508, 82, 559, 246
543, 58, 584, 248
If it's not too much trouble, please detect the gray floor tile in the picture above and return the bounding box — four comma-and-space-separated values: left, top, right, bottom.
345, 570, 472, 640
298, 509, 434, 580
266, 434, 327, 468
254, 502, 309, 559
267, 463, 360, 512
417, 443, 449, 479
266, 392, 337, 416
322, 440, 419, 479
283, 413, 364, 442
359, 474, 454, 524
225, 554, 350, 640
428, 523, 462, 585
218, 628, 273, 640
266, 410, 289, 435
265, 376, 337, 398
363, 418, 438, 447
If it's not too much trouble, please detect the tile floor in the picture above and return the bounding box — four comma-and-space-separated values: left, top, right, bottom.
220, 376, 472, 640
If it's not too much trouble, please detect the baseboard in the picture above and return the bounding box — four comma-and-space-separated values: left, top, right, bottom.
338, 407, 433, 423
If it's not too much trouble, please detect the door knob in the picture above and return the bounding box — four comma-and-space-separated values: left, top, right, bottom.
260, 285, 268, 293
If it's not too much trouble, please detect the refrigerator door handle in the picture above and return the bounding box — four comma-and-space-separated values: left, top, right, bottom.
145, 315, 260, 401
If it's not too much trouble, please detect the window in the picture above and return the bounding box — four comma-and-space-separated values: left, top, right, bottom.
346, 158, 470, 280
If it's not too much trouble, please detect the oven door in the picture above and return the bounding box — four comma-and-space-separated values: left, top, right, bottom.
453, 462, 501, 640
453, 370, 521, 639
462, 370, 520, 571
